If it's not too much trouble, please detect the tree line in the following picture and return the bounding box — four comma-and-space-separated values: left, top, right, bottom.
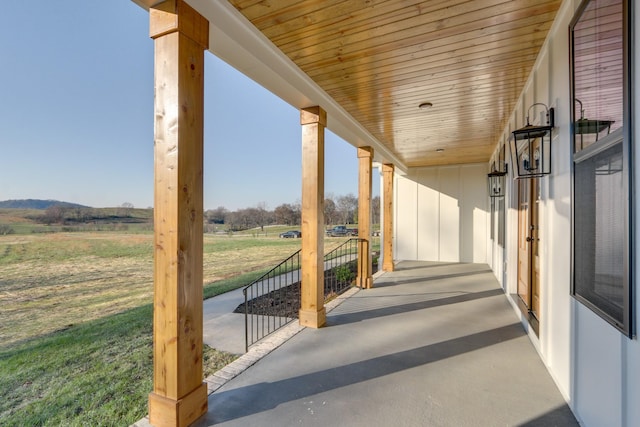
20, 196, 381, 232
36, 203, 142, 225
205, 194, 380, 232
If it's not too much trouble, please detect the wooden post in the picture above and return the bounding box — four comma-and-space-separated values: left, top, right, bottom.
382, 164, 395, 272
357, 147, 373, 289
299, 106, 326, 328
148, 1, 209, 426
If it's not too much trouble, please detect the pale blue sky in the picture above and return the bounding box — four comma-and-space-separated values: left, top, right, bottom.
0, 1, 378, 211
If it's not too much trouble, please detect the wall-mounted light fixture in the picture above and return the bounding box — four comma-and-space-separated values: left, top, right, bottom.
511, 103, 555, 179
574, 98, 614, 151
487, 162, 508, 198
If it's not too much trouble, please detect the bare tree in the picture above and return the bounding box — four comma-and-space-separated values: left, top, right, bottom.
205, 206, 228, 224
372, 196, 381, 225
274, 203, 299, 226
254, 202, 270, 231
44, 205, 66, 224
73, 207, 84, 222
336, 193, 358, 224
324, 197, 337, 225
236, 208, 254, 230
119, 202, 134, 217
225, 211, 239, 231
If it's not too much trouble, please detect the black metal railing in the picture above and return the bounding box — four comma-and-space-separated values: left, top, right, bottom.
324, 238, 362, 298
242, 238, 365, 352
242, 250, 301, 352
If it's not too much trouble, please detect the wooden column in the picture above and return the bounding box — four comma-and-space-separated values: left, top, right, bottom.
148, 2, 209, 426
357, 147, 373, 289
299, 106, 326, 328
382, 164, 395, 272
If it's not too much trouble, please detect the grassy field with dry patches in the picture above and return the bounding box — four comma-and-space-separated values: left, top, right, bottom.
0, 230, 325, 425
0, 232, 312, 348
1, 233, 153, 347
0, 226, 361, 425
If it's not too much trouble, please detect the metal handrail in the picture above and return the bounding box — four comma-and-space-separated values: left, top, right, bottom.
324, 238, 363, 298
242, 238, 365, 352
242, 249, 301, 352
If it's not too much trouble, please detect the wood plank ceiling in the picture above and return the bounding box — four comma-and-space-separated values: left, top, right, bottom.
228, 0, 562, 167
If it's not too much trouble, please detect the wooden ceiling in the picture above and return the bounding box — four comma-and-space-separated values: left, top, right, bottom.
227, 0, 562, 167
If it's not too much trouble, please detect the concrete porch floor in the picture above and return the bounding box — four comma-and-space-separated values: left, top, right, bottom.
199, 261, 577, 426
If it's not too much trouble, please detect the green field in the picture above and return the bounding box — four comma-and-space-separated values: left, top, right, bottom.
0, 209, 378, 427
0, 232, 310, 347
0, 207, 376, 425
0, 231, 306, 425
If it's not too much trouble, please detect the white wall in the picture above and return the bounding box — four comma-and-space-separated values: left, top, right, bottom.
395, 164, 488, 263
390, 1, 637, 424
485, 1, 640, 426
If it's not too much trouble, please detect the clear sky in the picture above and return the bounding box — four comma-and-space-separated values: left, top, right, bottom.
0, 1, 379, 211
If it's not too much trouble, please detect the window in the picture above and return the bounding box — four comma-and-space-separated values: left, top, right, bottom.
570, 0, 632, 335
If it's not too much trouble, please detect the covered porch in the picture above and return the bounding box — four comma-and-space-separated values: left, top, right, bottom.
137, 262, 577, 426
128, 0, 607, 425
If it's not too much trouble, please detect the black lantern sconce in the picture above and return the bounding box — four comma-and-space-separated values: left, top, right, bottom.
510, 103, 555, 179
488, 142, 508, 198
574, 98, 614, 151
487, 161, 508, 198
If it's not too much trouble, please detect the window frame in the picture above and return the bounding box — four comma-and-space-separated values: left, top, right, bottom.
569, 0, 633, 337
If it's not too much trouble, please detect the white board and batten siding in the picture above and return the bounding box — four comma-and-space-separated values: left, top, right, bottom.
395, 163, 488, 264
485, 1, 640, 426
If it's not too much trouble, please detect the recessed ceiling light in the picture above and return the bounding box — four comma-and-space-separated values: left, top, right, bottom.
418, 102, 433, 109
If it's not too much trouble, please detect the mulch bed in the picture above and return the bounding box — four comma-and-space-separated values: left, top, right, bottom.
234, 260, 378, 317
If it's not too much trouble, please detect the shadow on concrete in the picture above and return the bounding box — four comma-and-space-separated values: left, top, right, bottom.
207, 323, 524, 424
327, 288, 504, 326
392, 262, 467, 271
518, 405, 579, 426
374, 268, 493, 287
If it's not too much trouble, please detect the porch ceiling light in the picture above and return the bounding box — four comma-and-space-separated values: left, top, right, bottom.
510, 103, 555, 179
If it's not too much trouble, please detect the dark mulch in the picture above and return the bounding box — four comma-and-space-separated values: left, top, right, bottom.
234, 260, 378, 317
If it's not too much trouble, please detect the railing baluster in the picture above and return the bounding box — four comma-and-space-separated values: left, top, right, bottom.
241, 249, 301, 350
244, 288, 248, 352
242, 238, 363, 351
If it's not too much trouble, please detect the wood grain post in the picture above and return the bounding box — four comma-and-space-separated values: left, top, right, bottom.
299, 106, 326, 328
382, 164, 395, 272
148, 1, 209, 426
357, 147, 373, 289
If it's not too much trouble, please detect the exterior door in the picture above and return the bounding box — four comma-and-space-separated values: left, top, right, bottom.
517, 179, 531, 307
517, 178, 541, 319
530, 178, 540, 317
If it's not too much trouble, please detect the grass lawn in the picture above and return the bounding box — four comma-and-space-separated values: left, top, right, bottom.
0, 231, 317, 426
0, 301, 244, 426
0, 232, 308, 347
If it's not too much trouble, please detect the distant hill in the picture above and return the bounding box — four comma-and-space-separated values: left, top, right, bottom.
0, 199, 90, 210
